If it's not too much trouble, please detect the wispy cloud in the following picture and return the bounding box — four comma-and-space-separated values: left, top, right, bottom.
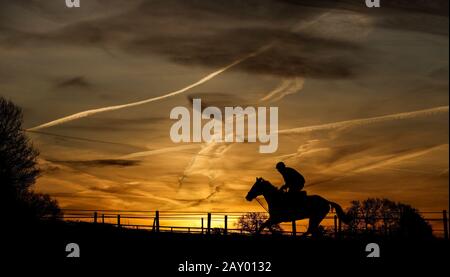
55, 76, 91, 89
279, 106, 449, 135
48, 159, 141, 167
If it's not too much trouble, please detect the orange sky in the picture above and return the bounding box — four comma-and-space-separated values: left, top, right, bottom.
0, 0, 448, 214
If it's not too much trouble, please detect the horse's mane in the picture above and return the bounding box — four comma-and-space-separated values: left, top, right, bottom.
260, 178, 278, 192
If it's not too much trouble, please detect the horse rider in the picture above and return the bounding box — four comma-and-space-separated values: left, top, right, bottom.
276, 162, 306, 206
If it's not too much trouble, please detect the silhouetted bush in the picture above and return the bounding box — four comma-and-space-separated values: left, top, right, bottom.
24, 192, 62, 220
236, 212, 282, 234
212, 227, 224, 235
346, 198, 433, 239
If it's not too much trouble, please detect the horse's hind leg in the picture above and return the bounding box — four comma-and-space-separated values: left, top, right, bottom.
306, 213, 327, 238
302, 198, 331, 238
256, 218, 273, 235
308, 217, 322, 238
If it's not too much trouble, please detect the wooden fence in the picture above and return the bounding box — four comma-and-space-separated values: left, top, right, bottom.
58, 209, 449, 239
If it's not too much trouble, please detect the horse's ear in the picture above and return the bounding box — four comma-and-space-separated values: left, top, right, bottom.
256, 177, 258, 181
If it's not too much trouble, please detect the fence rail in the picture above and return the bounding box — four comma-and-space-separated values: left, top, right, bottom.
55, 209, 449, 239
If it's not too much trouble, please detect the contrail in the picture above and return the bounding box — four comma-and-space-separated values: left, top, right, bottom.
378, 166, 444, 175
26, 129, 144, 150
352, 144, 447, 174
278, 106, 449, 135
259, 77, 304, 103
177, 135, 234, 189
29, 10, 330, 132
260, 80, 292, 102
120, 144, 200, 159
305, 144, 447, 188
177, 110, 245, 188
28, 44, 274, 131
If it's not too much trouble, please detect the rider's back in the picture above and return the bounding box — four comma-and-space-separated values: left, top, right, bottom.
282, 167, 305, 191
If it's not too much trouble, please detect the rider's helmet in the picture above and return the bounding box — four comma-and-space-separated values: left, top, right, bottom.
276, 161, 286, 171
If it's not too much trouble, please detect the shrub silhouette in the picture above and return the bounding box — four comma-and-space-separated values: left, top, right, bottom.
346, 198, 433, 239
236, 212, 282, 234
0, 97, 61, 224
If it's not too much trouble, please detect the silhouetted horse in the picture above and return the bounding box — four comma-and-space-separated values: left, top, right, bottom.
246, 177, 349, 237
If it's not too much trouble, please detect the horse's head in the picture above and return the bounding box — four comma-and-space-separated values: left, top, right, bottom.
245, 177, 267, 201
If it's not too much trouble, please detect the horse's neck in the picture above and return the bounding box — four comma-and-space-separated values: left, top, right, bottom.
262, 183, 278, 209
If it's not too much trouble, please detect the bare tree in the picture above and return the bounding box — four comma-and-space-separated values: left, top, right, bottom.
0, 97, 61, 222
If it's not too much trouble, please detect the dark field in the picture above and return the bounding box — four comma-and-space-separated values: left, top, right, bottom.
5, 221, 449, 273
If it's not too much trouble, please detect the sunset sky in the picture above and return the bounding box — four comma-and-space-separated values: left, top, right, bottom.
0, 0, 448, 214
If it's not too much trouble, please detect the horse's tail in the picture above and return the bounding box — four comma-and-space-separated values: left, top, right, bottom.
328, 201, 350, 224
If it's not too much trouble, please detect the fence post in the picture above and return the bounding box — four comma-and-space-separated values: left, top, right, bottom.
334, 215, 338, 238
207, 213, 211, 235
117, 214, 121, 228
94, 211, 97, 224
224, 215, 228, 235
155, 211, 160, 233
292, 221, 296, 237
102, 214, 105, 224
443, 210, 448, 240
201, 218, 204, 234
338, 217, 342, 239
